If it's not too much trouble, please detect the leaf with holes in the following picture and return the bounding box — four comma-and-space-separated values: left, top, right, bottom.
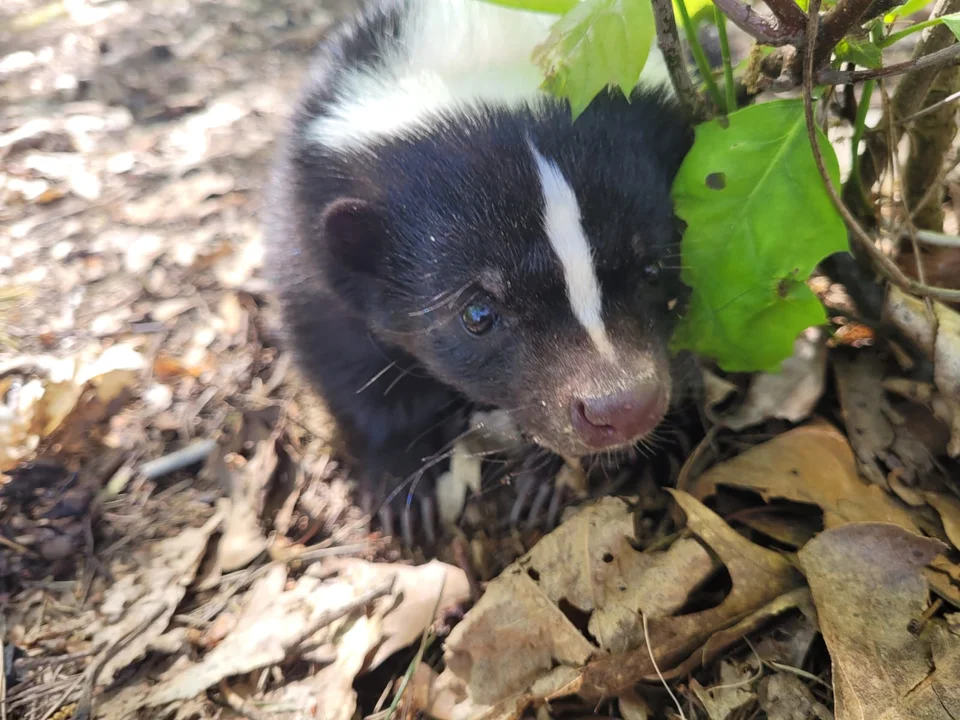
533, 0, 655, 118
670, 99, 847, 372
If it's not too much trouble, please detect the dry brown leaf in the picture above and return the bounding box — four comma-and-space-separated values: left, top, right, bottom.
579, 492, 802, 700
329, 558, 471, 669
521, 496, 716, 650
442, 496, 717, 708
924, 491, 960, 550
690, 660, 756, 720
94, 509, 223, 685
757, 674, 833, 720
707, 328, 827, 431
884, 286, 960, 457
833, 349, 938, 485
443, 559, 597, 706
685, 422, 921, 534
797, 522, 949, 720
1, 345, 145, 470
146, 558, 467, 708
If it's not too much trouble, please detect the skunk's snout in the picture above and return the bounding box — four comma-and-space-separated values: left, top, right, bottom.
569, 382, 667, 449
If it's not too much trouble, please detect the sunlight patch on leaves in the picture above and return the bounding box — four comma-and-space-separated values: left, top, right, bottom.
533, 0, 655, 118
671, 99, 847, 373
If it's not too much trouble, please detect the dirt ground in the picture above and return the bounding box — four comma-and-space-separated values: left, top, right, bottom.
4, 2, 960, 720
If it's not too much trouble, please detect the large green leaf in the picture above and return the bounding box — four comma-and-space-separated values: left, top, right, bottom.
532, 0, 655, 118
670, 99, 847, 372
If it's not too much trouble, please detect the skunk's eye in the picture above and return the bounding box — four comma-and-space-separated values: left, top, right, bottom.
461, 301, 498, 335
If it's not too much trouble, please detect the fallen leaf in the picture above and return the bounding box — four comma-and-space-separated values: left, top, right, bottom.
884, 286, 960, 457
757, 673, 833, 720
147, 558, 467, 708
924, 491, 960, 550
708, 328, 827, 431
685, 422, 921, 534
690, 661, 756, 719
797, 522, 948, 720
94, 510, 223, 685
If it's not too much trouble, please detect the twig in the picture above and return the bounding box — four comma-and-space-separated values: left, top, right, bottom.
908, 228, 960, 246
217, 680, 271, 720
818, 43, 960, 84
802, 0, 960, 302
903, 87, 960, 121
641, 611, 687, 720
286, 577, 395, 652
713, 0, 801, 45
650, 0, 703, 117
676, 0, 724, 110
137, 438, 218, 481
763, 0, 809, 35
815, 0, 876, 67
716, 5, 738, 112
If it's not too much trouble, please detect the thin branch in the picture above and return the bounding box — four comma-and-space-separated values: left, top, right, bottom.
716, 5, 738, 112
903, 87, 960, 121
815, 0, 876, 67
818, 42, 960, 84
650, 0, 704, 117
677, 0, 725, 109
712, 0, 802, 46
763, 0, 809, 35
802, 0, 960, 303
906, 229, 960, 246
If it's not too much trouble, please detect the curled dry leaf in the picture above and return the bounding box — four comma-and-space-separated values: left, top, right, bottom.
442, 497, 714, 706
758, 673, 833, 720
93, 510, 223, 685
684, 421, 921, 534
0, 344, 145, 470
833, 348, 937, 486
145, 558, 468, 712
797, 522, 951, 720
690, 660, 757, 720
884, 286, 960, 456
706, 328, 827, 431
442, 493, 803, 713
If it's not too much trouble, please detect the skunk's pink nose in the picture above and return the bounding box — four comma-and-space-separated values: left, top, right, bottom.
570, 384, 666, 448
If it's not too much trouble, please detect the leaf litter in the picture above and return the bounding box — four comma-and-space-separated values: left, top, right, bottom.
2, 0, 960, 719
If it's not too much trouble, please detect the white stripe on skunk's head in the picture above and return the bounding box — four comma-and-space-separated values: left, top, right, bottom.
308, 0, 557, 152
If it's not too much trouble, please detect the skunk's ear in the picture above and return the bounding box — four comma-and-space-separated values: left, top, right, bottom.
321, 198, 389, 311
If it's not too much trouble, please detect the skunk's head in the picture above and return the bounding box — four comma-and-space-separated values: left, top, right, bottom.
302, 89, 694, 459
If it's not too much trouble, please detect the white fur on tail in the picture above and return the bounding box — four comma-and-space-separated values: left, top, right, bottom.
309, 0, 556, 151
529, 140, 616, 361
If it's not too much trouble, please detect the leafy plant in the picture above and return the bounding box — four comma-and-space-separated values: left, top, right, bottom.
480, 0, 960, 371
670, 100, 847, 371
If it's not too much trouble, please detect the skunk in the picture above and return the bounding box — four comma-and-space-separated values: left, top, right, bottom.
265, 0, 695, 534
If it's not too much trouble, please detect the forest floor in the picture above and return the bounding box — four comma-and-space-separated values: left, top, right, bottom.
2, 1, 960, 720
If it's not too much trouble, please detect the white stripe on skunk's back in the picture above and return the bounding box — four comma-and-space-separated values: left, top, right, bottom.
308, 0, 557, 151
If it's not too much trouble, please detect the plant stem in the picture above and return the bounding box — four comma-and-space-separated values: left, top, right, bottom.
676, 0, 724, 109
715, 4, 737, 111
881, 16, 947, 48
844, 78, 875, 206
650, 0, 704, 117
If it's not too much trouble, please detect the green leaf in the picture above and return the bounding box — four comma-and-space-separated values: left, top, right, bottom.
835, 37, 883, 68
533, 0, 655, 118
670, 99, 847, 373
884, 0, 934, 23
479, 0, 578, 14
674, 0, 713, 22
880, 12, 960, 47
941, 12, 960, 38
